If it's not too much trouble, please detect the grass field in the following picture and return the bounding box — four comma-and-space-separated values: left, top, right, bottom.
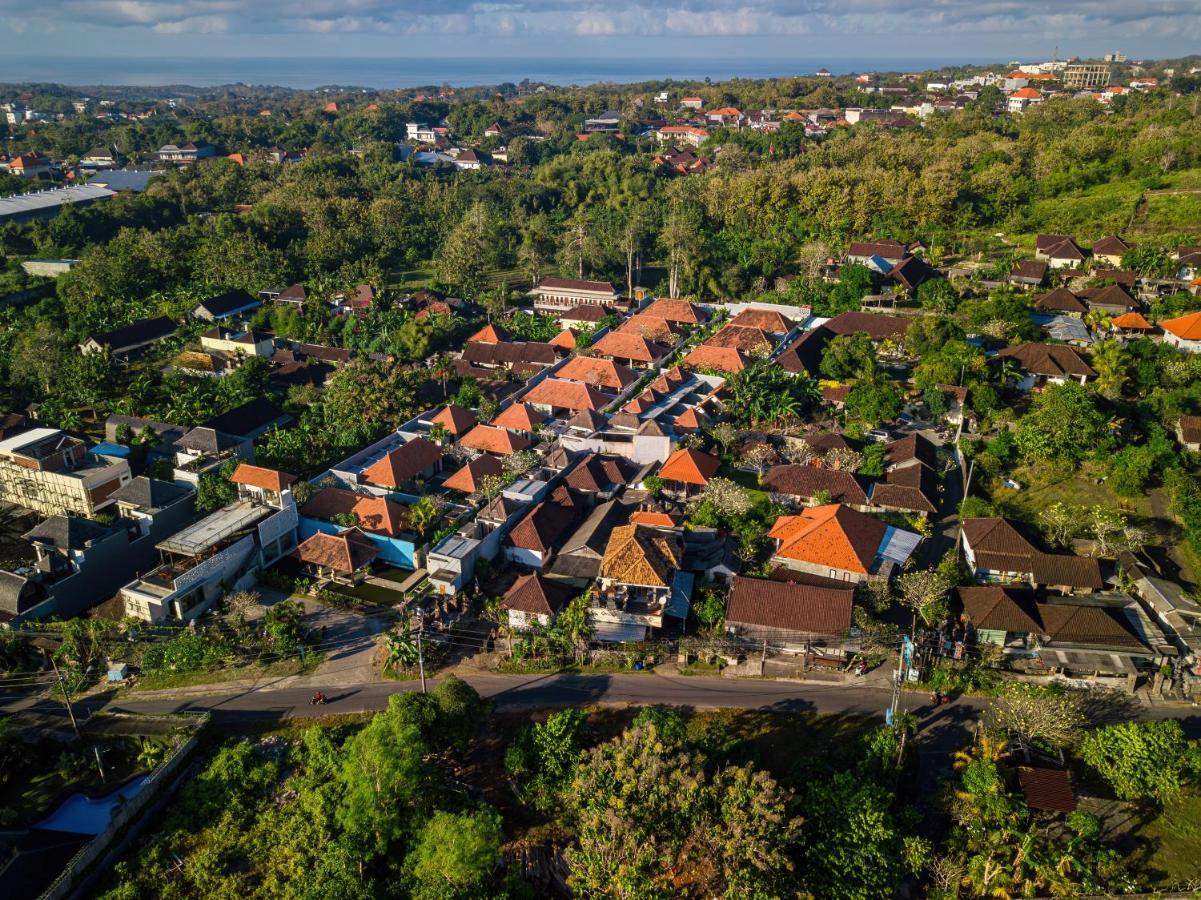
1128, 789, 1201, 888
129, 655, 321, 692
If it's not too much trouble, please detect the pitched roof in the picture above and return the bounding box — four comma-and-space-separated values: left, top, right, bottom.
962, 517, 1040, 558
537, 276, 618, 294
230, 463, 297, 492
361, 437, 442, 486
1087, 283, 1138, 310
549, 328, 579, 350
430, 404, 478, 436
682, 343, 751, 373
524, 378, 611, 411
508, 487, 578, 553
86, 316, 176, 351
957, 585, 1043, 633
1091, 235, 1132, 256
630, 511, 681, 527
729, 308, 795, 333
1110, 311, 1152, 330
848, 239, 906, 260
24, 516, 112, 551
560, 304, 610, 323
111, 476, 192, 510
761, 464, 869, 505
565, 452, 637, 494
769, 504, 888, 575
642, 298, 706, 324
1011, 260, 1049, 282
600, 524, 683, 587
1037, 603, 1144, 649
658, 448, 720, 485
824, 311, 910, 341
501, 573, 574, 616
556, 355, 638, 390
1018, 767, 1077, 813
300, 487, 410, 537
567, 408, 609, 432
619, 314, 677, 343
885, 433, 938, 470
704, 324, 775, 354
441, 454, 505, 493
591, 331, 669, 363
1179, 415, 1201, 445
459, 425, 531, 455
491, 402, 547, 432
1029, 554, 1104, 590
870, 463, 939, 514
203, 398, 290, 438
462, 340, 558, 369
725, 575, 854, 634
1034, 287, 1088, 314
996, 343, 1096, 379
468, 323, 510, 344
673, 407, 710, 431
293, 528, 379, 574
776, 326, 830, 376
1161, 311, 1201, 341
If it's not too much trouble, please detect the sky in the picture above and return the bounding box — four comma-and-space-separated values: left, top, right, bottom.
0, 0, 1199, 62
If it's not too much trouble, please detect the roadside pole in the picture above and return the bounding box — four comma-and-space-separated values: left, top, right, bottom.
415, 607, 427, 695
45, 649, 80, 737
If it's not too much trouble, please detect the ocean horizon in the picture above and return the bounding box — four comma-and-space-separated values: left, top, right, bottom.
0, 55, 983, 90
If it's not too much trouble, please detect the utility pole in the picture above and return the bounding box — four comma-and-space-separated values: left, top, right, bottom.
415, 607, 427, 695
45, 649, 80, 737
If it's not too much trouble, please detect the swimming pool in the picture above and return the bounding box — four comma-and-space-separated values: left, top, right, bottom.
35, 775, 150, 835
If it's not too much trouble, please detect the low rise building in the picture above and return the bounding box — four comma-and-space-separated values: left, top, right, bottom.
0, 429, 131, 518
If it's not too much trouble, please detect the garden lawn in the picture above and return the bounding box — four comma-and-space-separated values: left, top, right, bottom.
990, 463, 1152, 521
1128, 788, 1201, 888
129, 655, 321, 692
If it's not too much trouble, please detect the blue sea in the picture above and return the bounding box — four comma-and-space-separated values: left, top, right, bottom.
0, 55, 973, 90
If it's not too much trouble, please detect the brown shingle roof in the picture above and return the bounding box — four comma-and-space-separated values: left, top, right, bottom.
1029, 554, 1104, 590
1037, 603, 1144, 649
962, 517, 1039, 558
459, 425, 531, 456
726, 575, 853, 634
1018, 768, 1077, 813
560, 304, 610, 323
823, 311, 910, 341
565, 453, 637, 494
362, 437, 443, 486
537, 276, 618, 294
761, 465, 869, 505
508, 487, 578, 553
1179, 415, 1201, 445
501, 573, 574, 616
618, 314, 677, 343
1092, 235, 1132, 257
995, 343, 1096, 379
1034, 288, 1088, 314
293, 528, 379, 574
957, 585, 1043, 633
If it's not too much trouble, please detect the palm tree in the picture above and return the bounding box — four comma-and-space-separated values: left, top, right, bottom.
382, 626, 420, 672
431, 355, 454, 399
408, 496, 442, 539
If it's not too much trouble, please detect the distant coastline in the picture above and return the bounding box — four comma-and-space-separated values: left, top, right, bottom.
0, 55, 981, 90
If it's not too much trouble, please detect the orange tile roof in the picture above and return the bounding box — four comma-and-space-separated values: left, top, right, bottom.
549, 328, 578, 350
591, 330, 670, 363
641, 298, 705, 324
430, 404, 477, 435
1011, 87, 1042, 99
658, 448, 720, 485
1162, 311, 1201, 341
230, 463, 297, 492
673, 407, 710, 431
301, 487, 412, 537
468, 323, 509, 344
630, 511, 681, 527
459, 425, 531, 455
524, 378, 611, 411
729, 308, 795, 333
442, 454, 504, 493
704, 324, 775, 354
491, 402, 547, 432
362, 437, 443, 487
618, 314, 676, 343
556, 355, 638, 390
682, 343, 750, 373
1110, 312, 1152, 330
768, 504, 887, 575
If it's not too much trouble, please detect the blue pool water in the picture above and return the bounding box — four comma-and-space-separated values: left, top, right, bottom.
35, 775, 149, 835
